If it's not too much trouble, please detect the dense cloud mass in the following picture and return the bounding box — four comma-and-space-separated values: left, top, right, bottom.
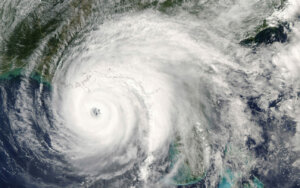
0, 0, 299, 187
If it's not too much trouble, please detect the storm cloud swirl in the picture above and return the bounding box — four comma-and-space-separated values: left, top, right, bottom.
0, 0, 299, 187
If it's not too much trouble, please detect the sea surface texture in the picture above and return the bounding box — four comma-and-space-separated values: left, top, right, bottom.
0, 0, 299, 187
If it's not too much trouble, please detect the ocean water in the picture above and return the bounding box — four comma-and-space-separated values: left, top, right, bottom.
0, 0, 299, 187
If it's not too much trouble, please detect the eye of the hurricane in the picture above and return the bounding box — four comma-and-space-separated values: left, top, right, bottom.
91, 107, 101, 117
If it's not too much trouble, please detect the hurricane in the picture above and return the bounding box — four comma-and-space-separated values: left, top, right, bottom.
0, 0, 299, 187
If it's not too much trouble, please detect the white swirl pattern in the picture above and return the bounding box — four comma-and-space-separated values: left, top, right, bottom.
1, 1, 297, 187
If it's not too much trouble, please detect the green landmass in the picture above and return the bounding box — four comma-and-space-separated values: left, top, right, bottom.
240, 0, 288, 47
0, 0, 289, 82
0, 0, 190, 83
240, 23, 288, 46
0, 0, 96, 82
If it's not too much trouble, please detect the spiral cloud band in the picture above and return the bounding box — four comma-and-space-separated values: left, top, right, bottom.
52, 12, 210, 180
0, 0, 299, 187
